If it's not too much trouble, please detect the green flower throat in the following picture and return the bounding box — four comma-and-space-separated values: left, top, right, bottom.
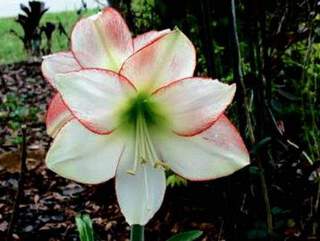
120, 92, 167, 129
118, 92, 168, 175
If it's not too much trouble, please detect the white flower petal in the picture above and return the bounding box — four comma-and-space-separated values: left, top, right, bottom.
116, 139, 166, 225
152, 78, 236, 136
46, 119, 124, 184
154, 115, 250, 180
41, 52, 81, 88
54, 69, 135, 134
71, 8, 133, 71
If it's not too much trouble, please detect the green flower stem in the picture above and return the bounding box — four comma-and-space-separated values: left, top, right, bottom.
130, 225, 145, 241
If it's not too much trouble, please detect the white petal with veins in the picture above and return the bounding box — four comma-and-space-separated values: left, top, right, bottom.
46, 119, 124, 184
153, 115, 250, 180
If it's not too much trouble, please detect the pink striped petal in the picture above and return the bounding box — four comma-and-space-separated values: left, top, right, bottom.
54, 69, 136, 134
120, 29, 196, 91
152, 78, 236, 136
154, 115, 250, 181
46, 94, 73, 138
41, 52, 81, 88
71, 7, 133, 71
133, 29, 171, 51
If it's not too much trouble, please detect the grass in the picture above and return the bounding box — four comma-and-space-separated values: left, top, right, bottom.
0, 9, 98, 64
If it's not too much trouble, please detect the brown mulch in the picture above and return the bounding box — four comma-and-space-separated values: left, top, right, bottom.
0, 61, 221, 241
0, 60, 52, 154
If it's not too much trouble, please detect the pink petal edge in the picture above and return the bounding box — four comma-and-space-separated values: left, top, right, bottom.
46, 93, 73, 137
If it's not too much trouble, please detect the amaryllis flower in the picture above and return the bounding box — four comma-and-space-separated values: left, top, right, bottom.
42, 8, 250, 225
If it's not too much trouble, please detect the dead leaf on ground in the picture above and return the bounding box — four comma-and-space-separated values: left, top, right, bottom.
0, 148, 46, 173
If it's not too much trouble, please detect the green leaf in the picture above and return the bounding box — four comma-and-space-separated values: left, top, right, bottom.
167, 230, 203, 241
246, 229, 268, 240
271, 206, 289, 216
251, 137, 271, 155
75, 214, 95, 241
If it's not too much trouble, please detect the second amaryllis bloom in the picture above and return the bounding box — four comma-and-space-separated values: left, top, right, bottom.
42, 7, 250, 225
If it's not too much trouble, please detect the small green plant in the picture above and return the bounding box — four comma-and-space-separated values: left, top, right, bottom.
167, 230, 203, 241
75, 214, 95, 241
0, 94, 40, 144
75, 214, 202, 241
0, 94, 39, 125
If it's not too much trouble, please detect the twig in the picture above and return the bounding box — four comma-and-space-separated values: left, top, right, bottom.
217, 219, 224, 241
229, 0, 274, 238
266, 105, 313, 164
6, 126, 27, 241
315, 180, 320, 215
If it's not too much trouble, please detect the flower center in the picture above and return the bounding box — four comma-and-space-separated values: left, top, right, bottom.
119, 93, 168, 175
119, 92, 166, 127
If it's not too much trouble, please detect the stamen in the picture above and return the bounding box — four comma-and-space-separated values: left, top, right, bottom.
126, 113, 142, 175
125, 109, 166, 211
127, 110, 167, 174
140, 116, 158, 165
139, 117, 147, 164
154, 160, 170, 169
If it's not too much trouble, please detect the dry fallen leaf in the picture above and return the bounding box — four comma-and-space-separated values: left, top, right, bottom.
0, 149, 46, 173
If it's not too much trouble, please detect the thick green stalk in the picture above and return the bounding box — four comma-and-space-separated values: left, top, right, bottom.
130, 225, 145, 241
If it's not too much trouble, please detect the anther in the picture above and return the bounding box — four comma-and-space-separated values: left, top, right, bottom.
140, 157, 148, 164
127, 170, 136, 175
154, 160, 169, 169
